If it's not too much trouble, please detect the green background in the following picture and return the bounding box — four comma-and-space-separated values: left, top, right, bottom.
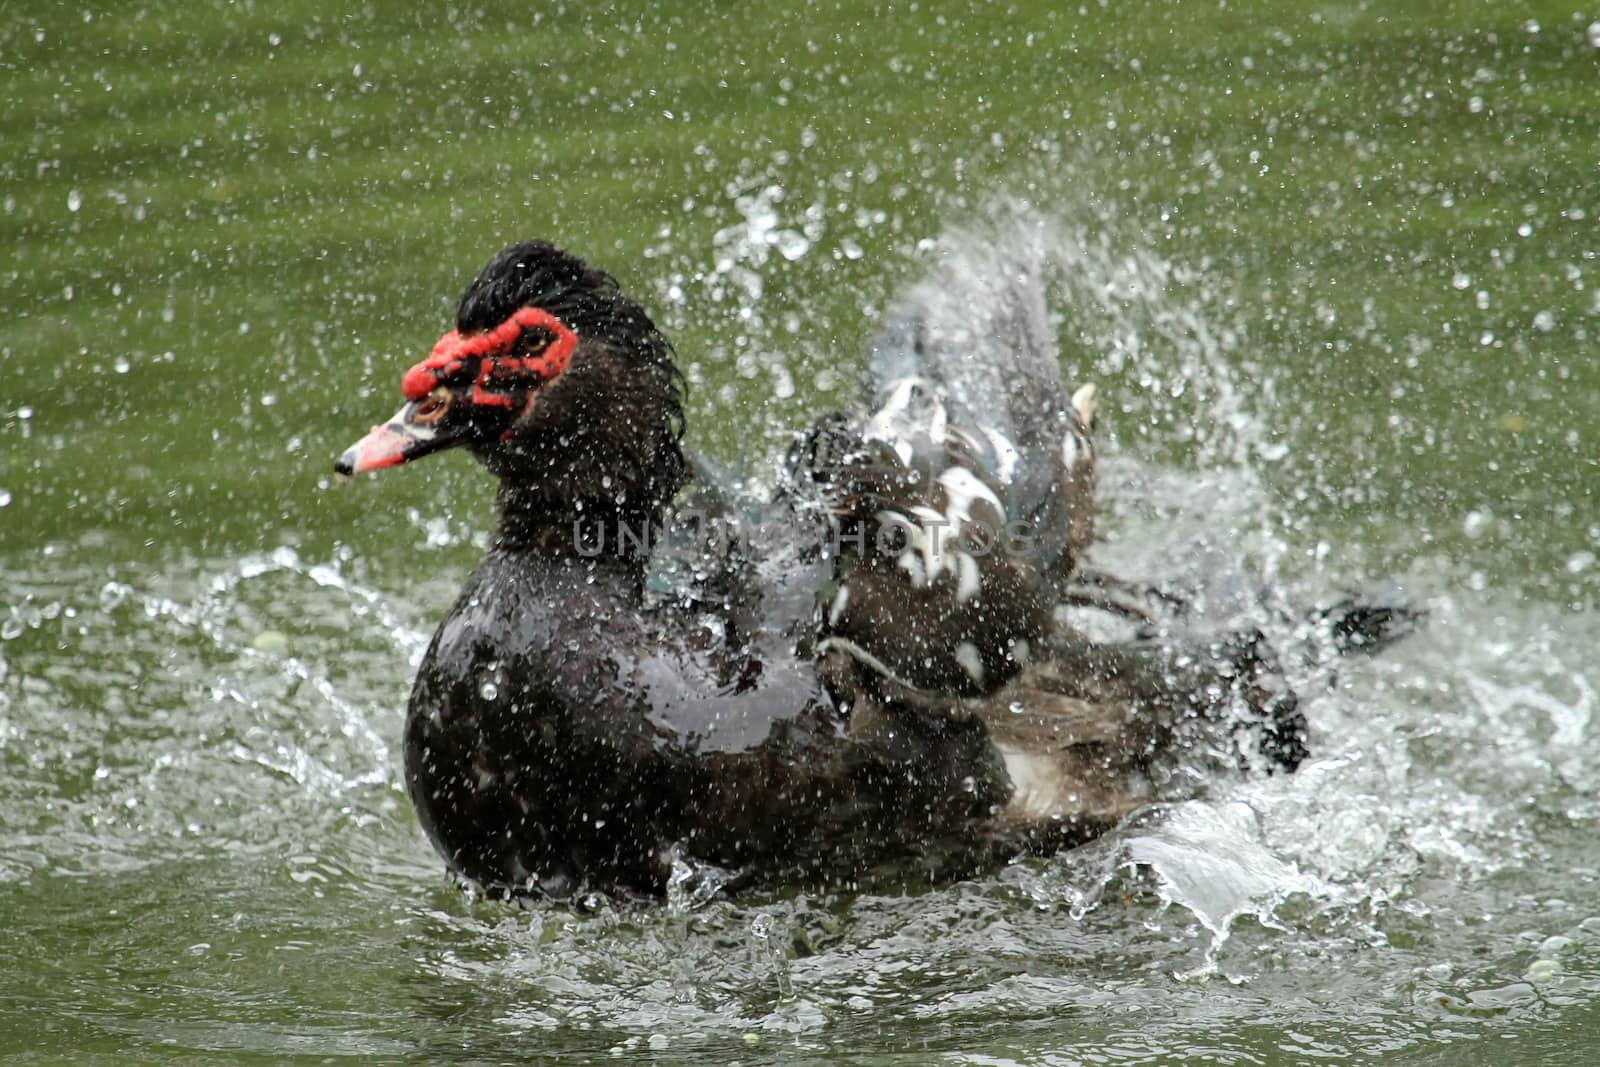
2, 2, 1597, 1062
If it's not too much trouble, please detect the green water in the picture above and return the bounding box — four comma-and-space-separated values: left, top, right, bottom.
3, 2, 1598, 1062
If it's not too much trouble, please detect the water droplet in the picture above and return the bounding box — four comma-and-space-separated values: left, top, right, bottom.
67, 189, 82, 213
479, 679, 499, 701
112, 356, 130, 374
1516, 223, 1532, 238
1451, 272, 1470, 290
1588, 21, 1600, 48
1526, 958, 1559, 984
252, 629, 290, 654
774, 229, 810, 261
99, 581, 132, 611
0, 489, 10, 508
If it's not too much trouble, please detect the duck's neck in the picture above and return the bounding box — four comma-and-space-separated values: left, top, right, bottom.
481, 342, 687, 579
492, 482, 664, 585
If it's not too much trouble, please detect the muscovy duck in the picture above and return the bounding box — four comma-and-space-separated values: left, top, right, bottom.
334, 238, 1357, 900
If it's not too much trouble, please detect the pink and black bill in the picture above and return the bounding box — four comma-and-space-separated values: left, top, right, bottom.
335, 307, 576, 478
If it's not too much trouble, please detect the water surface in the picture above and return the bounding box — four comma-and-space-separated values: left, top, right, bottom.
3, 2, 1598, 1062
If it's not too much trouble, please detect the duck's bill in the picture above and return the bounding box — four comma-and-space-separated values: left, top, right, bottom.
334, 401, 464, 479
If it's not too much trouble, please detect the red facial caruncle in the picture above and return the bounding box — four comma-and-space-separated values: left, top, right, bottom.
401, 307, 577, 410
334, 306, 577, 478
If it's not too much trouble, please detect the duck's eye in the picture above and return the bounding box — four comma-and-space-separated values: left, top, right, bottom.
412, 388, 451, 425
515, 327, 556, 359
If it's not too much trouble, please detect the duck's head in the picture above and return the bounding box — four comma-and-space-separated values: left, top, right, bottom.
337, 240, 686, 523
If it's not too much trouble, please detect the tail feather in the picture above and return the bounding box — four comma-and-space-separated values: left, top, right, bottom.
1310, 598, 1423, 658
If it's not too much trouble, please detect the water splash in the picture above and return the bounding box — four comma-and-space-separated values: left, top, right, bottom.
0, 547, 428, 882
1117, 801, 1334, 976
